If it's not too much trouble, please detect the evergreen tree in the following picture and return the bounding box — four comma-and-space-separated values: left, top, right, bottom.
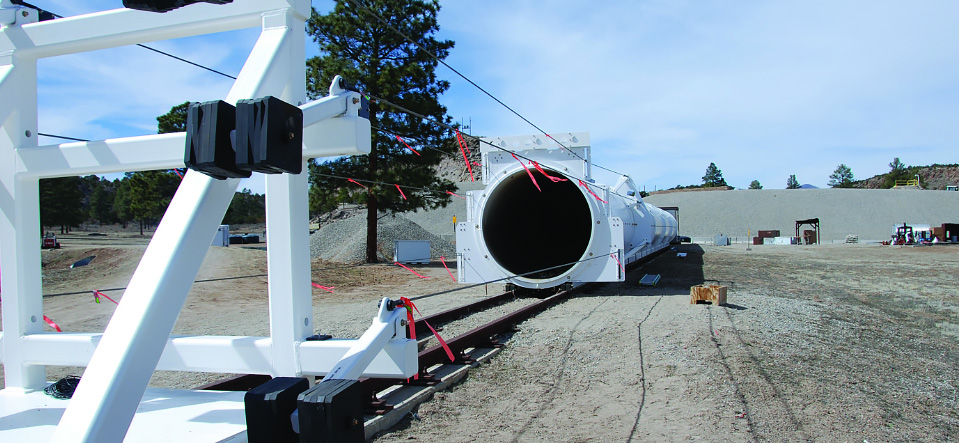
157, 102, 190, 134
701, 162, 727, 187
828, 164, 855, 188
786, 174, 800, 189
39, 177, 85, 233
748, 180, 762, 190
306, 0, 458, 262
113, 178, 133, 228
883, 157, 908, 188
89, 179, 117, 225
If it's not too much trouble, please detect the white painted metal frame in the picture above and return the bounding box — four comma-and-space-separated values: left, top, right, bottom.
0, 1, 414, 441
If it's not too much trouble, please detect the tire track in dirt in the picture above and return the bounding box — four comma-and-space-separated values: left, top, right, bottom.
508, 297, 612, 443
712, 305, 809, 441
625, 295, 663, 442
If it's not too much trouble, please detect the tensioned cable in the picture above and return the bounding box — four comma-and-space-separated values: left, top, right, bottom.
135, 44, 236, 80
38, 132, 89, 142
341, 0, 629, 178
407, 254, 607, 302
12, 1, 236, 80
366, 93, 635, 201
42, 254, 608, 300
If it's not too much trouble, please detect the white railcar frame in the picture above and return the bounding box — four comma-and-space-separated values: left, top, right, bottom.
0, 1, 415, 441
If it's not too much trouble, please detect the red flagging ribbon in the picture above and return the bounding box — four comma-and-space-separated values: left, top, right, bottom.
511, 153, 541, 192
394, 262, 430, 279
439, 256, 455, 281
533, 161, 568, 182
174, 169, 184, 179
311, 282, 335, 293
395, 184, 407, 200
425, 320, 456, 362
455, 129, 475, 182
347, 178, 368, 189
396, 135, 421, 156
610, 253, 625, 274
43, 315, 62, 332
578, 180, 608, 204
92, 290, 119, 305
397, 297, 455, 364
447, 191, 466, 199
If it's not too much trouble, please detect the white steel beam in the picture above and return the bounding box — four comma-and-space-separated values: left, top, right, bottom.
16, 133, 184, 178
0, 0, 308, 60
16, 334, 416, 378
260, 9, 311, 378
52, 5, 312, 441
52, 172, 241, 442
0, 53, 45, 391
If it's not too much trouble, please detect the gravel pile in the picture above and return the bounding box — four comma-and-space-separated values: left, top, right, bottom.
309, 209, 456, 263
402, 181, 486, 237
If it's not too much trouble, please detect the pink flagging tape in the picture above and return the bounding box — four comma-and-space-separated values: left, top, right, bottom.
93, 290, 119, 305
43, 315, 62, 332
578, 180, 608, 204
455, 128, 474, 182
396, 135, 421, 156
511, 153, 541, 192
439, 256, 456, 281
424, 320, 456, 362
447, 191, 466, 199
610, 253, 625, 274
395, 184, 407, 200
533, 161, 568, 182
394, 262, 430, 279
311, 282, 335, 293
347, 178, 368, 189
174, 169, 184, 179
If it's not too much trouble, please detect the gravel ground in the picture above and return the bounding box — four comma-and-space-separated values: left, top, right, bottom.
6, 230, 958, 442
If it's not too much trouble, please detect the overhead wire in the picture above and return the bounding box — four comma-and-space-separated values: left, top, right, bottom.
41, 254, 608, 301
341, 0, 629, 178
12, 1, 236, 80
365, 93, 636, 201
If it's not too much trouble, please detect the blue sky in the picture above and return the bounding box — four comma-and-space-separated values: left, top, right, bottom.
27, 0, 959, 193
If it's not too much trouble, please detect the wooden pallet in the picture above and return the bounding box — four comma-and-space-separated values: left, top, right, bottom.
690, 284, 727, 306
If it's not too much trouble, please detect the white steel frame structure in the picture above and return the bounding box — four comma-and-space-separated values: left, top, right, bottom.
0, 1, 416, 441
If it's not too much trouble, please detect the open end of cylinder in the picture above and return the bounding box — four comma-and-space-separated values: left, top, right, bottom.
481, 169, 592, 279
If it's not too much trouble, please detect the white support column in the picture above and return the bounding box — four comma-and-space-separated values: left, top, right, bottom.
52, 6, 307, 441
0, 53, 45, 391
261, 8, 312, 377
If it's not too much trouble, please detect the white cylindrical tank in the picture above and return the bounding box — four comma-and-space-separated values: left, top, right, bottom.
456, 133, 677, 289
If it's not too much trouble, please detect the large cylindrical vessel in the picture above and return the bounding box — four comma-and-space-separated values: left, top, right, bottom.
456, 133, 677, 289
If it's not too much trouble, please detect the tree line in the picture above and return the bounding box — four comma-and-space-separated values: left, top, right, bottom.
667, 157, 924, 191
40, 174, 265, 235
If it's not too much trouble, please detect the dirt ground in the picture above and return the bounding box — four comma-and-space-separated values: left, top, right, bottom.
3, 235, 959, 442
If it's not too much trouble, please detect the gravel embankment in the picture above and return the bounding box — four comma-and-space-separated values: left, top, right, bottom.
309, 210, 456, 263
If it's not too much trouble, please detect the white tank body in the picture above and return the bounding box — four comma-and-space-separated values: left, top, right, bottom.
456, 132, 678, 289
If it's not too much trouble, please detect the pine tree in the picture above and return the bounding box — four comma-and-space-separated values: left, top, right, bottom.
786, 174, 800, 189
306, 0, 458, 262
748, 180, 762, 190
828, 164, 855, 188
702, 162, 727, 187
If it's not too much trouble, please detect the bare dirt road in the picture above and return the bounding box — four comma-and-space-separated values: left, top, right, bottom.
3, 238, 958, 441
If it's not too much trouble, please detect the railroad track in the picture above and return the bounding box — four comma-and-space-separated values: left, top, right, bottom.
198, 248, 669, 438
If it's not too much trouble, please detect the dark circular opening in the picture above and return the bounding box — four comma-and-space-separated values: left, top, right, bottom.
481, 169, 592, 279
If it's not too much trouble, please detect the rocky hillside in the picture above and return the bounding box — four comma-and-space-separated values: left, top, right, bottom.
855, 164, 959, 190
